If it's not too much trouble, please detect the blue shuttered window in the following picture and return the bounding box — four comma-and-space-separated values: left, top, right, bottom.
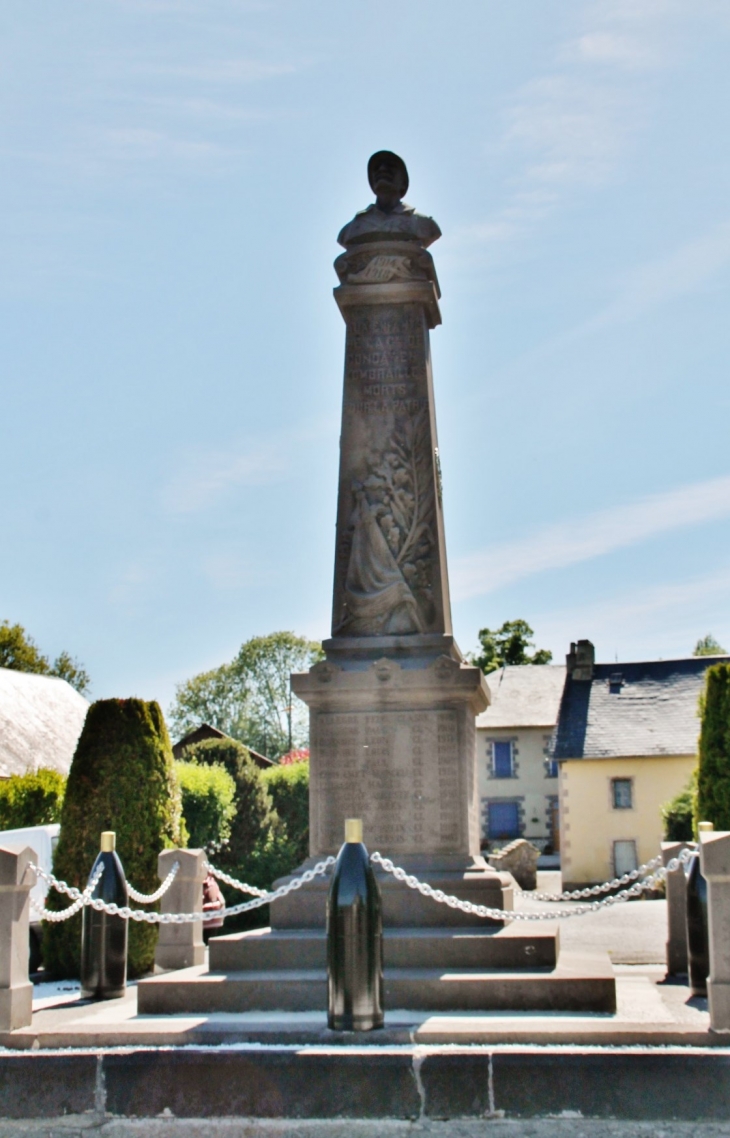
487, 801, 520, 840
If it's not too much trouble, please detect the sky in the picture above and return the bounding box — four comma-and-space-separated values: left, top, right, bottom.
2, 0, 730, 711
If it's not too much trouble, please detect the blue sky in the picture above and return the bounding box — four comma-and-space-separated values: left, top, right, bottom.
3, 0, 730, 709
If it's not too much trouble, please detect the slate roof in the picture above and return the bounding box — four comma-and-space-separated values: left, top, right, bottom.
475, 664, 567, 729
0, 667, 89, 779
173, 723, 275, 768
551, 656, 730, 761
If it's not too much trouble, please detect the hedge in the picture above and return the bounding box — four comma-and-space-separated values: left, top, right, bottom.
261, 760, 309, 866
661, 770, 697, 842
175, 759, 236, 852
0, 768, 65, 830
43, 698, 184, 979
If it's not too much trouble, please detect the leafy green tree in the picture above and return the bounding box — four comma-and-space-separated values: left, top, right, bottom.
43, 698, 184, 978
0, 768, 66, 830
262, 760, 310, 866
169, 631, 323, 758
661, 771, 697, 841
0, 620, 90, 696
175, 760, 236, 853
697, 663, 730, 830
470, 619, 552, 675
694, 634, 727, 657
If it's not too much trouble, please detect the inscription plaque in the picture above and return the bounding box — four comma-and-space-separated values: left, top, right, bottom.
312, 709, 463, 854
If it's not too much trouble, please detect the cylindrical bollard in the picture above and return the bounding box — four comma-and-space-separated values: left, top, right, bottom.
327, 818, 384, 1032
686, 821, 713, 997
80, 831, 128, 1000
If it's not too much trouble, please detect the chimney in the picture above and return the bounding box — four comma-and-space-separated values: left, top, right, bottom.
566, 639, 594, 681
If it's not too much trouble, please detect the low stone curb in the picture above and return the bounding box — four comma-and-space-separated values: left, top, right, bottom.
3, 1047, 730, 1122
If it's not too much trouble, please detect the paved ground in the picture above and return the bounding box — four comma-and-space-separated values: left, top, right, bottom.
516, 873, 667, 965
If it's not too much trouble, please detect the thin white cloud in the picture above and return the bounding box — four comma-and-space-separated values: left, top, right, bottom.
452, 473, 730, 600
163, 416, 337, 514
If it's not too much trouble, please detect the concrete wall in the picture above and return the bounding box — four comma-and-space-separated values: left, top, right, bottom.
476, 725, 559, 852
559, 754, 696, 887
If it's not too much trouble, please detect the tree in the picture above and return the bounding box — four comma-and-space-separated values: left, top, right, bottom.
470, 620, 553, 675
0, 768, 66, 830
697, 663, 730, 831
0, 620, 90, 696
694, 634, 727, 657
262, 761, 310, 866
168, 632, 323, 758
661, 771, 697, 842
43, 698, 184, 978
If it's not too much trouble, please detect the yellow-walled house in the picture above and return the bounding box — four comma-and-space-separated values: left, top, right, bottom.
476, 664, 566, 860
551, 640, 729, 888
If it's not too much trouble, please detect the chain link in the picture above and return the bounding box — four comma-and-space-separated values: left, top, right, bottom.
31, 857, 336, 924
204, 862, 269, 898
370, 852, 671, 920
127, 861, 180, 904
30, 863, 105, 923
528, 853, 664, 901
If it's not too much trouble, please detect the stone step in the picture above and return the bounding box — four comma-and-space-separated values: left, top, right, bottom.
209, 924, 558, 973
137, 950, 615, 1015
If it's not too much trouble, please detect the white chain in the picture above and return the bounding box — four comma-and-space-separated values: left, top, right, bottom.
31, 857, 335, 924
370, 852, 671, 920
30, 863, 105, 923
528, 853, 664, 901
204, 862, 268, 897
127, 861, 180, 904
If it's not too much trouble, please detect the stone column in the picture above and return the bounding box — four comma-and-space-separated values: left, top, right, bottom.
154, 849, 206, 971
285, 153, 511, 929
0, 843, 36, 1031
700, 830, 730, 1032
662, 840, 691, 975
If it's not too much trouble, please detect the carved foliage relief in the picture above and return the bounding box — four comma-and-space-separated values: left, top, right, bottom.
333, 306, 441, 637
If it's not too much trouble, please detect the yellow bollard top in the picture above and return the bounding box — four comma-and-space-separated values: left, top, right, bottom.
698, 822, 714, 833
344, 818, 363, 843
100, 831, 116, 852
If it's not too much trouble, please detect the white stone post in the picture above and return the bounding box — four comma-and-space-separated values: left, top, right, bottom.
154, 849, 207, 971
662, 840, 691, 975
0, 843, 36, 1031
700, 830, 730, 1032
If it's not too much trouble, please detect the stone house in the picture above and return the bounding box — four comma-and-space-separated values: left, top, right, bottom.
551, 640, 729, 889
476, 664, 566, 858
0, 667, 89, 779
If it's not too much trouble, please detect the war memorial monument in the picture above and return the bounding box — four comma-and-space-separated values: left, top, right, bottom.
138, 152, 614, 1015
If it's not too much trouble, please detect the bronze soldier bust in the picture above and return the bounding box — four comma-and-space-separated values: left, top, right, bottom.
337, 151, 441, 250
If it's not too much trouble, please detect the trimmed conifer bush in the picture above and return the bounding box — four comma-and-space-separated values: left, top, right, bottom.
697, 663, 730, 830
43, 699, 184, 979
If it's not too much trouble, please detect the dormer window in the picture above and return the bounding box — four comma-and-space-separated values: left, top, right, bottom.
608, 673, 624, 694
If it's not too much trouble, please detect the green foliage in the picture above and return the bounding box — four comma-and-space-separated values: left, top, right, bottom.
0, 768, 66, 830
694, 634, 727, 657
470, 619, 553, 675
43, 698, 184, 979
661, 770, 697, 842
697, 663, 730, 831
168, 631, 323, 758
0, 620, 90, 696
262, 761, 310, 866
175, 760, 236, 853
185, 736, 303, 931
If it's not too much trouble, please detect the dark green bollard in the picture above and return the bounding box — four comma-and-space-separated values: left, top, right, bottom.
80, 831, 128, 1000
686, 822, 713, 998
327, 818, 384, 1031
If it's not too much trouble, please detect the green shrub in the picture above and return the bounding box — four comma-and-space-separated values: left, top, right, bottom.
43, 699, 184, 979
175, 759, 235, 852
661, 770, 697, 841
0, 768, 66, 830
262, 761, 309, 866
183, 737, 299, 930
697, 663, 730, 830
